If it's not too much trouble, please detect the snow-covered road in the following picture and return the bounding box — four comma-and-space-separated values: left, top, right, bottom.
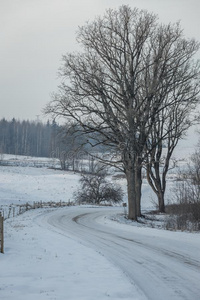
38, 206, 200, 300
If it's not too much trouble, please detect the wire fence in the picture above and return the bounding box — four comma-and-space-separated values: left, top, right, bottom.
0, 201, 74, 221
0, 200, 74, 254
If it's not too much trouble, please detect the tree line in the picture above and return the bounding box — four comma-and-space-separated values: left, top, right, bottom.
0, 118, 83, 159
0, 118, 51, 157
0, 118, 99, 172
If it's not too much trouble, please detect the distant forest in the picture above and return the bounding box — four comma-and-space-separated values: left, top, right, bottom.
0, 118, 88, 158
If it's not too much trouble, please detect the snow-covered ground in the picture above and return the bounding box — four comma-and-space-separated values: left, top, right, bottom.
1, 208, 142, 300
0, 155, 158, 215
0, 147, 199, 299
0, 157, 140, 299
1, 206, 199, 300
0, 164, 80, 211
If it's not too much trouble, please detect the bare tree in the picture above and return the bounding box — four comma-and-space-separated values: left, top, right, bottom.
74, 168, 124, 205
45, 6, 200, 220
146, 96, 199, 213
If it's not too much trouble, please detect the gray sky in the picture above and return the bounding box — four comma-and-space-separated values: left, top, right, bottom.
1, 0, 200, 122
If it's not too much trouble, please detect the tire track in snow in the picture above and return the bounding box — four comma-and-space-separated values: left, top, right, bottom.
38, 207, 200, 300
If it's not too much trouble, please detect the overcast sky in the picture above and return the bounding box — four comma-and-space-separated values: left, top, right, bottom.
1, 0, 200, 123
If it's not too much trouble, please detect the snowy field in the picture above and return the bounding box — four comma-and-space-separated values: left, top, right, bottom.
0, 165, 79, 206
0, 146, 199, 300
0, 154, 158, 215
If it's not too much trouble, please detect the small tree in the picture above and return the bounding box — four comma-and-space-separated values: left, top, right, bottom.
74, 171, 124, 205
145, 99, 199, 213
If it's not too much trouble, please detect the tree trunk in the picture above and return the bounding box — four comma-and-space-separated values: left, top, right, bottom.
135, 161, 142, 217
158, 190, 165, 213
126, 168, 137, 220
154, 158, 167, 213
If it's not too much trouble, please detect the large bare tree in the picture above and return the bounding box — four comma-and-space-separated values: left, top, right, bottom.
45, 6, 200, 220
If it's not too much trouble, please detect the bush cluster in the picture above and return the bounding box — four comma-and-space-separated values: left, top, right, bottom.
74, 171, 124, 205
165, 150, 200, 231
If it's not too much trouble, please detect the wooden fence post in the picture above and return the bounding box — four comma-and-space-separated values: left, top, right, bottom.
0, 212, 4, 254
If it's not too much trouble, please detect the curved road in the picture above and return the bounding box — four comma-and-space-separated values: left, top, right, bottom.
37, 206, 200, 300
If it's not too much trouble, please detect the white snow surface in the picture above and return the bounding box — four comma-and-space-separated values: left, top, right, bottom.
0, 165, 79, 206
1, 206, 200, 300
0, 150, 200, 299
1, 208, 143, 300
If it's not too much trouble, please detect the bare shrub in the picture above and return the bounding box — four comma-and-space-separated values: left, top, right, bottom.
165, 150, 200, 231
165, 203, 200, 231
74, 170, 124, 205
